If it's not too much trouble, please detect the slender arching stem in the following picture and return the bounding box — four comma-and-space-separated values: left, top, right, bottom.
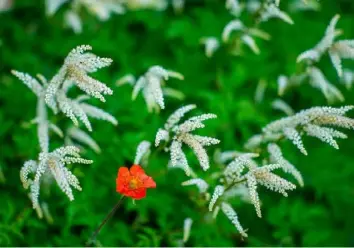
86, 196, 125, 246
224, 178, 247, 193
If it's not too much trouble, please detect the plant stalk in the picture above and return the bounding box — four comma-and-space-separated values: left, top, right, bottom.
86, 196, 125, 246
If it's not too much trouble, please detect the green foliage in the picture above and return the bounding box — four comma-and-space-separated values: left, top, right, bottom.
1, 0, 354, 246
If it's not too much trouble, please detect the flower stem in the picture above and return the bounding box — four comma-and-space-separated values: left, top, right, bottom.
86, 196, 125, 246
224, 178, 247, 192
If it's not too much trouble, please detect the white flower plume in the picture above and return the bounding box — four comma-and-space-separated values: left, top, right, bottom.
134, 140, 151, 166
271, 99, 295, 116
13, 45, 115, 218
120, 66, 184, 112
65, 126, 101, 153
262, 106, 354, 154
267, 143, 304, 186
309, 66, 344, 104
57, 92, 117, 131
297, 14, 340, 63
341, 69, 354, 89
45, 45, 113, 112
277, 74, 307, 96
225, 0, 243, 16
222, 19, 270, 55
247, 163, 296, 217
209, 185, 225, 211
182, 178, 209, 193
200, 37, 220, 58
297, 15, 354, 77
183, 218, 193, 243
13, 46, 117, 132
221, 202, 248, 237
21, 146, 92, 210
155, 105, 220, 175
259, 3, 294, 25
223, 154, 296, 218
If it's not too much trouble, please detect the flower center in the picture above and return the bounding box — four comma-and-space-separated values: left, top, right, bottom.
129, 178, 139, 189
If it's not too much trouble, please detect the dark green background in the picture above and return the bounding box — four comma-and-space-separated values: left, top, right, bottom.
1, 0, 354, 246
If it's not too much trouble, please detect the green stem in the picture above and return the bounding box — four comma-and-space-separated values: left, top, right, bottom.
150, 142, 167, 159
86, 196, 125, 246
211, 178, 247, 212
224, 178, 247, 193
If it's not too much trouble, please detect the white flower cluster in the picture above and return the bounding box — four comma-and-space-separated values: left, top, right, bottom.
14, 45, 117, 132
20, 146, 92, 215
271, 99, 294, 116
182, 178, 209, 193
259, 1, 294, 25
13, 45, 117, 217
199, 105, 352, 226
222, 19, 270, 55
308, 66, 344, 103
277, 14, 354, 102
262, 106, 353, 154
182, 218, 193, 243
289, 0, 320, 12
208, 185, 224, 211
225, 0, 294, 22
119, 66, 184, 112
12, 1, 354, 240
225, 0, 243, 17
0, 0, 12, 12
223, 154, 296, 218
221, 202, 248, 237
206, 105, 352, 225
341, 69, 354, 89
45, 45, 114, 114
155, 105, 220, 175
65, 126, 101, 153
201, 0, 295, 58
200, 37, 220, 58
277, 74, 307, 96
11, 73, 63, 155
47, 0, 183, 33
134, 140, 151, 166
297, 15, 354, 78
213, 149, 244, 165
267, 143, 304, 186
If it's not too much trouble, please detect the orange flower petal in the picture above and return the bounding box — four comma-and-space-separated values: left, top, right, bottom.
130, 164, 145, 176
127, 188, 146, 200
117, 166, 130, 178
116, 167, 130, 193
142, 176, 156, 188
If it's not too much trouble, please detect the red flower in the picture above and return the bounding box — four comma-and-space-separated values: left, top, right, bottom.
116, 165, 156, 200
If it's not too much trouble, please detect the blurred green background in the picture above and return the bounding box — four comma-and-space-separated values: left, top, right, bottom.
1, 0, 354, 246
